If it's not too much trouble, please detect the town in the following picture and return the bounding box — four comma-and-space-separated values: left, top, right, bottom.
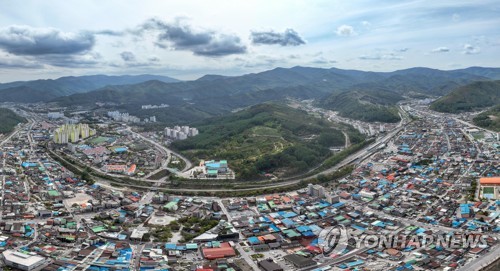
0, 99, 498, 271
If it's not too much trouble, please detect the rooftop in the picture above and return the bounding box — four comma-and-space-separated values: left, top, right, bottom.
480, 177, 500, 185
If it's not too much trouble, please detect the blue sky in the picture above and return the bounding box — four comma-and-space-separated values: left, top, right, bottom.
0, 0, 499, 81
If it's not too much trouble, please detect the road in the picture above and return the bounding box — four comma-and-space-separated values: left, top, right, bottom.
342, 131, 351, 149
300, 247, 370, 271
457, 243, 500, 271
126, 126, 193, 172
216, 199, 260, 271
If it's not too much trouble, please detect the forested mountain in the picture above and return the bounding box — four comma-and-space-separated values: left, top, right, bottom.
430, 80, 500, 113
0, 108, 27, 133
171, 103, 360, 179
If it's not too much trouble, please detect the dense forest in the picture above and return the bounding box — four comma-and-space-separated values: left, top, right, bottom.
473, 105, 500, 132
319, 89, 403, 123
430, 80, 500, 113
0, 108, 26, 133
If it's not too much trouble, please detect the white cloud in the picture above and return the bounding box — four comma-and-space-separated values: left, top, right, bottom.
462, 44, 480, 54
431, 47, 450, 53
336, 25, 356, 37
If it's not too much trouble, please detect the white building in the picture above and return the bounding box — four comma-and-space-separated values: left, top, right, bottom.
164, 125, 199, 140
326, 193, 340, 204
308, 184, 325, 198
1, 250, 49, 271
189, 128, 199, 136
107, 111, 140, 123
178, 132, 187, 140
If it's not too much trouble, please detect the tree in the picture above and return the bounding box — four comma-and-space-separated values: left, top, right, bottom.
142, 233, 151, 242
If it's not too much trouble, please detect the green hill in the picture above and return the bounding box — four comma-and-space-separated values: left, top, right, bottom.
430, 80, 500, 113
473, 105, 500, 132
319, 88, 403, 123
172, 103, 360, 180
0, 108, 26, 133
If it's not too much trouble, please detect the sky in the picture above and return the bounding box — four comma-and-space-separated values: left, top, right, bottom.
0, 0, 499, 82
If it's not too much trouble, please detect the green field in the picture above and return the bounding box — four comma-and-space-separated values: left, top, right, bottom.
483, 187, 494, 194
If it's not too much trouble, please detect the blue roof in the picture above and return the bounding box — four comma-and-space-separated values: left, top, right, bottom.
269, 224, 280, 232
460, 204, 470, 214
165, 243, 176, 250
346, 260, 364, 267
248, 237, 261, 245
206, 162, 221, 168
296, 225, 311, 233
351, 225, 366, 232
278, 211, 297, 218
332, 202, 345, 208
302, 231, 315, 237
282, 218, 295, 227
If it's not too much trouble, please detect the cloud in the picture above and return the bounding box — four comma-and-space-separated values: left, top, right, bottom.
148, 56, 160, 62
35, 52, 101, 68
359, 53, 402, 60
462, 44, 480, 54
311, 57, 336, 65
0, 57, 42, 69
431, 46, 450, 53
120, 51, 136, 62
137, 18, 246, 57
336, 25, 356, 37
0, 25, 94, 55
94, 29, 124, 36
250, 29, 305, 46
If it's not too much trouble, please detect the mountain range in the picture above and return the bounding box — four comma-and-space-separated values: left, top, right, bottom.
1, 66, 500, 124
0, 74, 179, 103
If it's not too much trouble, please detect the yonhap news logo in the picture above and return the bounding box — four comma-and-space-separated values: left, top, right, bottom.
318, 225, 488, 254
318, 225, 349, 256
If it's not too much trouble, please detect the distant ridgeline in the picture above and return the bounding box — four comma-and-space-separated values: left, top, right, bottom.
0, 66, 499, 125
0, 108, 26, 134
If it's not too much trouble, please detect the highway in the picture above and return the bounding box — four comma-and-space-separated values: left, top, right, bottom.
457, 244, 500, 271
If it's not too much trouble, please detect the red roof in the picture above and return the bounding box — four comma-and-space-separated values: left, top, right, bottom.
480, 177, 500, 185
202, 246, 236, 260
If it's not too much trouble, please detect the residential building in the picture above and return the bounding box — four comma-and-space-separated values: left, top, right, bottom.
308, 184, 325, 198
1, 250, 49, 271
